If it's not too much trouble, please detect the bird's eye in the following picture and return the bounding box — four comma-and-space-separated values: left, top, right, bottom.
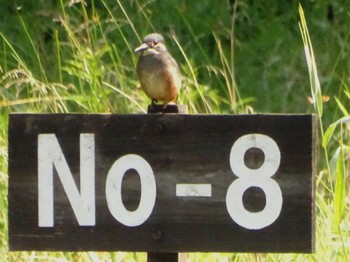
153, 40, 159, 45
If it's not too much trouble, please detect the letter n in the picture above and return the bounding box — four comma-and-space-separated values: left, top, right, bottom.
38, 134, 95, 227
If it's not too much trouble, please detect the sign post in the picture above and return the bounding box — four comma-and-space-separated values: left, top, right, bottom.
8, 113, 317, 254
146, 104, 188, 262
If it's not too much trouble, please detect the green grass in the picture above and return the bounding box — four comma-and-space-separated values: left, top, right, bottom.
1, 0, 350, 261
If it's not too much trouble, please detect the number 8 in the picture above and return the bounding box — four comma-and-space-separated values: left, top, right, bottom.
226, 134, 283, 230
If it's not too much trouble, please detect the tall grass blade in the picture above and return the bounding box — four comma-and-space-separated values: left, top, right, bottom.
298, 4, 323, 118
330, 144, 346, 232
323, 116, 350, 148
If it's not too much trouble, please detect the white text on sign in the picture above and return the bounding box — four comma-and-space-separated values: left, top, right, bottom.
38, 133, 282, 230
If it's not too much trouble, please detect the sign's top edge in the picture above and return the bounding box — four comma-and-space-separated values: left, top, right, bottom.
8, 113, 317, 116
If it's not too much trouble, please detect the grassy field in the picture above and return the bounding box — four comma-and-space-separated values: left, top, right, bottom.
0, 0, 349, 261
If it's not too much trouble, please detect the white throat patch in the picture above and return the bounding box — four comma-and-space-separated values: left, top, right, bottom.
143, 48, 160, 56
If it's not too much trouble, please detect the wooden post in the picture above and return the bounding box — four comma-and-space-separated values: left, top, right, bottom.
147, 104, 188, 114
147, 103, 188, 262
147, 252, 178, 262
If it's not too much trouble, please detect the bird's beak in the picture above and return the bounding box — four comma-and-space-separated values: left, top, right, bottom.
134, 43, 148, 53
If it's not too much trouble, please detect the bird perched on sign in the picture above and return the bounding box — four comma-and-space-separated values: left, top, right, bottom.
135, 33, 181, 108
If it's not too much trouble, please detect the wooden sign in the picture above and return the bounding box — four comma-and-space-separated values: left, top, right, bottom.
8, 114, 317, 252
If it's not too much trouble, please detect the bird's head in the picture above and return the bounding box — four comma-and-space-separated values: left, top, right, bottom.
134, 33, 167, 56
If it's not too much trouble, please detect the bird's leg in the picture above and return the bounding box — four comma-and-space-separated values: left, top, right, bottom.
151, 99, 158, 105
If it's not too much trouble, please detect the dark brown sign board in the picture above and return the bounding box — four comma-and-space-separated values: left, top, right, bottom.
8, 114, 316, 252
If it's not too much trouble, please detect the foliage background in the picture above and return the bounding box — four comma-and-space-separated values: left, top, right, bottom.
0, 0, 349, 261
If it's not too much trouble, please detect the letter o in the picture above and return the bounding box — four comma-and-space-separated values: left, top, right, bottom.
106, 154, 156, 227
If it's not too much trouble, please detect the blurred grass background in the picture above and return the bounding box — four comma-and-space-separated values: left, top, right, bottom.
0, 0, 349, 261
